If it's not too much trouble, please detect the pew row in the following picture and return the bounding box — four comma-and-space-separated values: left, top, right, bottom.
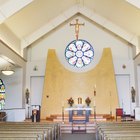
96, 121, 140, 140
0, 122, 61, 140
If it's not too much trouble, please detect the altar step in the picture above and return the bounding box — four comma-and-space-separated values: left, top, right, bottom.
46, 114, 113, 134
46, 114, 113, 122
61, 122, 96, 134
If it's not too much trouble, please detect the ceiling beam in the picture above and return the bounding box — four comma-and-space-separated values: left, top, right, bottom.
0, 0, 34, 24
0, 39, 26, 68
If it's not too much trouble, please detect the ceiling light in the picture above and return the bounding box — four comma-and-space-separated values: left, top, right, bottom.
1, 66, 14, 75
1, 70, 14, 75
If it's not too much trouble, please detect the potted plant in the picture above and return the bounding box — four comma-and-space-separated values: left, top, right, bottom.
67, 97, 74, 107
85, 97, 91, 106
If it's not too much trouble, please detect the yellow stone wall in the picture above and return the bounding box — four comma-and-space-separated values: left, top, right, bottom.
41, 48, 119, 119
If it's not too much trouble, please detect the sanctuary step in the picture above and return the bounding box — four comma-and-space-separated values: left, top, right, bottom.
61, 122, 96, 134
46, 114, 113, 134
46, 114, 113, 123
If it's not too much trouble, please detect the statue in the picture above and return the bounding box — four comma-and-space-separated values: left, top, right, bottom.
25, 88, 30, 104
131, 86, 136, 103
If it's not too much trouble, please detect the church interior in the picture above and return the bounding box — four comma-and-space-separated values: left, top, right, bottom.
1, 0, 140, 139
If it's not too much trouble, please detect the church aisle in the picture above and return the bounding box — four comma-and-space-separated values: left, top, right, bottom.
61, 133, 96, 140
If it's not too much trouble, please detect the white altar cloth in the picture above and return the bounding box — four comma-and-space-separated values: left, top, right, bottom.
65, 107, 92, 111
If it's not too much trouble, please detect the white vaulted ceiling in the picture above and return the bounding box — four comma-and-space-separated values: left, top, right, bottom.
4, 0, 76, 38
1, 0, 140, 56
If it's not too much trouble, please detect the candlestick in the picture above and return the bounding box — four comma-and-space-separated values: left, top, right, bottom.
62, 106, 64, 123
94, 84, 96, 96
109, 91, 112, 116
94, 104, 96, 121
93, 84, 96, 121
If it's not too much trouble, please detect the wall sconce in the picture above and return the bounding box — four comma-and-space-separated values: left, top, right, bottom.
33, 65, 38, 71
122, 64, 126, 69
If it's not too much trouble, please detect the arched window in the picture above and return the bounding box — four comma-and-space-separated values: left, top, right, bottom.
0, 79, 5, 110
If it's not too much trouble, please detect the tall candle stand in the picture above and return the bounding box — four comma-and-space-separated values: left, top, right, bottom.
94, 87, 96, 121
94, 104, 96, 121
109, 92, 112, 117
62, 106, 64, 123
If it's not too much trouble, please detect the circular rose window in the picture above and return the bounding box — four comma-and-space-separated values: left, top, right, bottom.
65, 39, 94, 68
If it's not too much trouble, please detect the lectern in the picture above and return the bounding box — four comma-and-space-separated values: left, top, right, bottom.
31, 105, 41, 122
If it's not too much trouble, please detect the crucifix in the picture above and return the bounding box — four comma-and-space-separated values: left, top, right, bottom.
70, 19, 84, 40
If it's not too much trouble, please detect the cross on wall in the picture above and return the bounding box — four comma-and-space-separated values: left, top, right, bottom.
70, 19, 85, 40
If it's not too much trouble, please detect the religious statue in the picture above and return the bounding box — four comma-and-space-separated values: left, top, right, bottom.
131, 86, 136, 103
25, 88, 30, 104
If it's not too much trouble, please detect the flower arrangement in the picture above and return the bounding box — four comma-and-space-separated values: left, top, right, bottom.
67, 97, 74, 107
85, 97, 91, 106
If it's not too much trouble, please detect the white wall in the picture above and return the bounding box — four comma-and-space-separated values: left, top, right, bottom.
28, 16, 132, 72
30, 76, 44, 106
137, 65, 140, 106
25, 76, 44, 118
26, 15, 135, 115
134, 55, 140, 106
3, 108, 25, 122
116, 75, 131, 114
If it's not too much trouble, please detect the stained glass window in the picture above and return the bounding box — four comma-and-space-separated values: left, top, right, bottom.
65, 39, 94, 68
0, 79, 5, 110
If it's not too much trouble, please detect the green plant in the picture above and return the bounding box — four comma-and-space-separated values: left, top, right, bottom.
67, 97, 74, 106
85, 97, 91, 106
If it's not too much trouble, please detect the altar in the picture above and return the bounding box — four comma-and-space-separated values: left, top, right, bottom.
65, 107, 92, 122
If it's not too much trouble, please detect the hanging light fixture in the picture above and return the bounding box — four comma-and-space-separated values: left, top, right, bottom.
1, 70, 14, 75
1, 66, 14, 76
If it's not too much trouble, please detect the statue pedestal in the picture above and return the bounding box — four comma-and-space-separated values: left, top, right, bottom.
135, 107, 140, 120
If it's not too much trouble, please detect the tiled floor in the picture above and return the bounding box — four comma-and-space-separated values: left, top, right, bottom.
61, 133, 96, 140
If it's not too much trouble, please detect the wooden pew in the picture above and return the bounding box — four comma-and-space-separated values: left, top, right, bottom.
0, 133, 43, 140
0, 122, 60, 140
105, 133, 140, 140
0, 128, 51, 140
96, 122, 140, 140
0, 138, 38, 140
0, 130, 49, 140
